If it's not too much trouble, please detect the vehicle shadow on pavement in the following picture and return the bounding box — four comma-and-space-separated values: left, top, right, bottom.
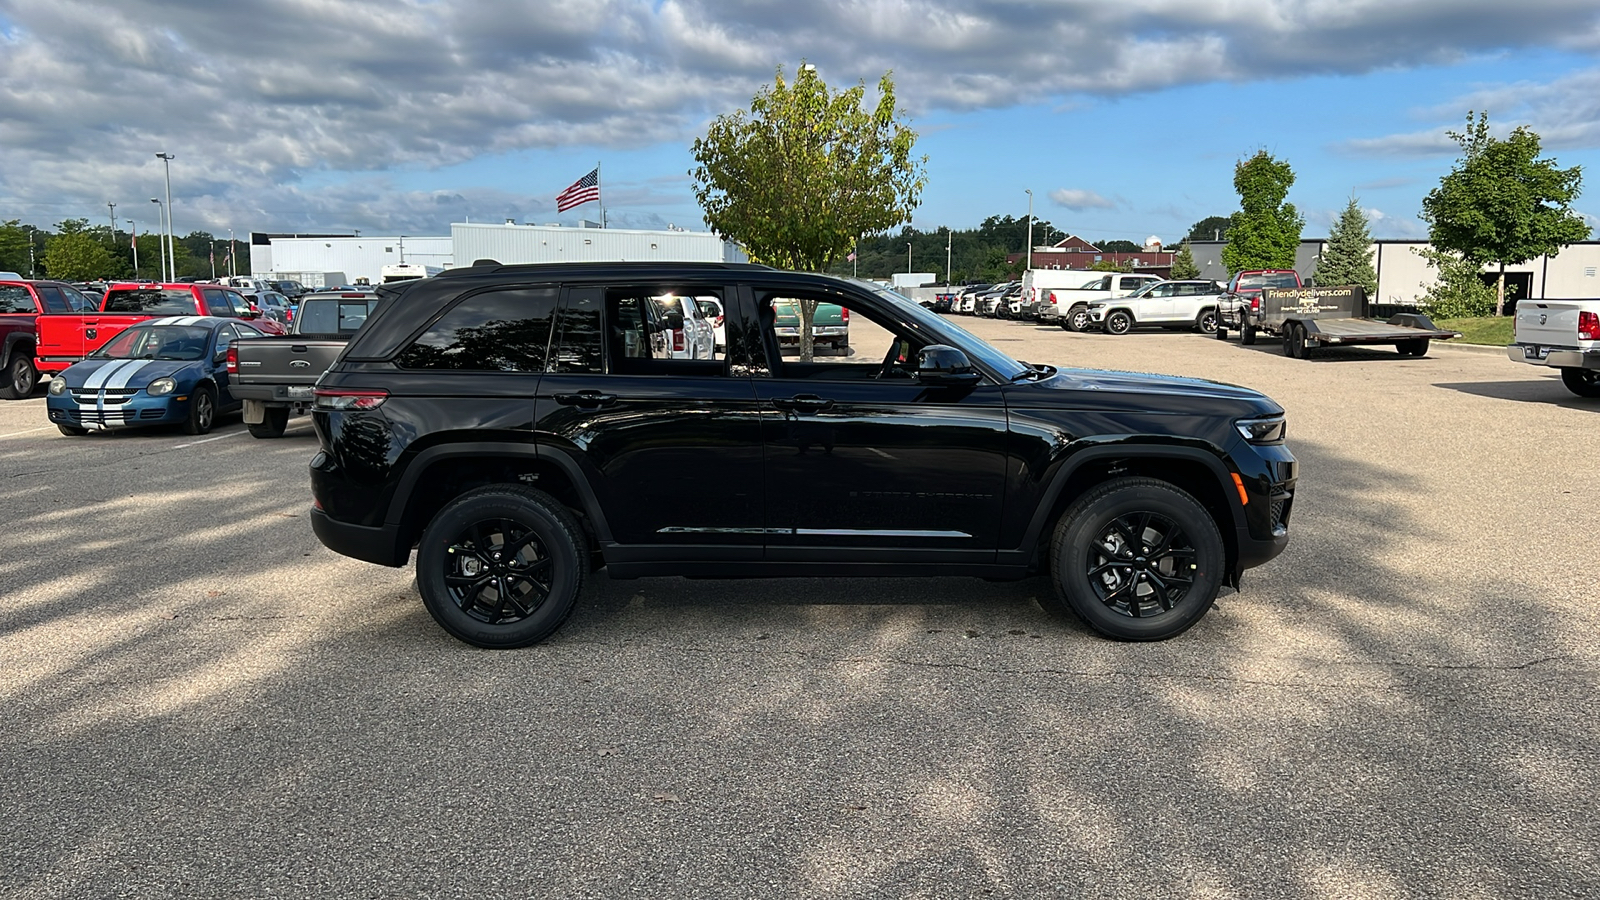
1432, 378, 1600, 410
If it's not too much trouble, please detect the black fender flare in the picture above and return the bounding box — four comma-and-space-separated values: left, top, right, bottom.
3, 331, 34, 366
382, 441, 614, 543
1016, 443, 1244, 552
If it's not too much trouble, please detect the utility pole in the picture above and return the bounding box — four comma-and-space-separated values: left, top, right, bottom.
127, 219, 139, 280
107, 202, 116, 243
228, 228, 236, 277
945, 226, 952, 285
1024, 189, 1034, 271
25, 225, 35, 278
907, 242, 912, 274
156, 153, 175, 279
150, 199, 167, 282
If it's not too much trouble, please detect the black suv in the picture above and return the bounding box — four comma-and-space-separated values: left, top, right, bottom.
309, 262, 1295, 647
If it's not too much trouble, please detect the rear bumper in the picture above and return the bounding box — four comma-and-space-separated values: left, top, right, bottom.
36, 358, 77, 374
232, 383, 317, 403
311, 507, 409, 567
1507, 345, 1600, 368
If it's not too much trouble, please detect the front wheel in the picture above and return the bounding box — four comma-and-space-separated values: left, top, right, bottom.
1045, 478, 1225, 640
1, 353, 38, 400
1561, 367, 1600, 398
57, 423, 89, 436
416, 486, 587, 648
184, 385, 216, 435
1104, 311, 1133, 335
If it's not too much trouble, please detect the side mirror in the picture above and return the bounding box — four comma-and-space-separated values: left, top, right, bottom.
916, 344, 980, 386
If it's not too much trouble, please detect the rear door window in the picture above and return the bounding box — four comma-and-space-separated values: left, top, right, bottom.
0, 285, 35, 313
104, 288, 200, 315
395, 286, 558, 371
36, 285, 72, 313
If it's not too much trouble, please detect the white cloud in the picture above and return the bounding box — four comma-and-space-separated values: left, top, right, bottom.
1050, 189, 1116, 211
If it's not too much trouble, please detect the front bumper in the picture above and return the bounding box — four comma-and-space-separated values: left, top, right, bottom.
47, 394, 186, 428
1507, 344, 1600, 368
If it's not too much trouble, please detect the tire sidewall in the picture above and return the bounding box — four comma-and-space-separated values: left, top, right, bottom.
1068, 307, 1090, 331
8, 353, 37, 398
1051, 481, 1224, 640
416, 490, 583, 648
187, 386, 216, 434
1106, 312, 1132, 335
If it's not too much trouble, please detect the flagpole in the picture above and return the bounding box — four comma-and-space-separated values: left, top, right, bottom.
598, 160, 605, 228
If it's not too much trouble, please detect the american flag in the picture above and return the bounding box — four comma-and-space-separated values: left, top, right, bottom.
556, 168, 600, 212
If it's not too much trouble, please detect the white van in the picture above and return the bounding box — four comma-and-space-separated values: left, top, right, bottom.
1023, 269, 1097, 320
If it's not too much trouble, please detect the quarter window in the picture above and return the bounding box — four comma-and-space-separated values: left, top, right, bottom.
396, 286, 558, 371
0, 285, 34, 313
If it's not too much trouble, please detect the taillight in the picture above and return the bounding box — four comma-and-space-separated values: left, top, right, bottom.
1250, 295, 1261, 310
1048, 291, 1058, 305
1580, 311, 1600, 341
225, 345, 238, 374
673, 330, 685, 352
841, 307, 849, 323
313, 388, 389, 411
714, 315, 724, 326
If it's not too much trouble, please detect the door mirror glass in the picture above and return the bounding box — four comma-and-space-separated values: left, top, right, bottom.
916, 344, 980, 386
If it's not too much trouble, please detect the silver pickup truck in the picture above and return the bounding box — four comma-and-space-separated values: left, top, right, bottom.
231, 291, 381, 437
1507, 298, 1600, 397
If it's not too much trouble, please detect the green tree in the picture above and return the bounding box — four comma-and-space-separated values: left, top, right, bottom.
44, 230, 115, 281
0, 220, 32, 275
1089, 258, 1133, 273
1186, 215, 1234, 242
1421, 111, 1590, 315
1094, 239, 1140, 253
1413, 246, 1496, 318
691, 62, 926, 359
1316, 198, 1378, 296
1222, 151, 1303, 274
1170, 241, 1200, 279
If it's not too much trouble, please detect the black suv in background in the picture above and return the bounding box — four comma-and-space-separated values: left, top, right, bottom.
310, 262, 1296, 648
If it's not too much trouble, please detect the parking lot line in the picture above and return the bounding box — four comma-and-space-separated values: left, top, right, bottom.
0, 426, 54, 439
172, 430, 247, 449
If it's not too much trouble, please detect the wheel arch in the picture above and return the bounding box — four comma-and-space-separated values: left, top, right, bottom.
1019, 445, 1244, 584
3, 331, 35, 364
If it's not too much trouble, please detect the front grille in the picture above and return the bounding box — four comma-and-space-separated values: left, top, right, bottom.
69, 388, 138, 406
140, 408, 165, 419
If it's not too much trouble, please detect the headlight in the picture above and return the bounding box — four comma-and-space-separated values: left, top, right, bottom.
48, 378, 67, 395
1235, 416, 1286, 444
147, 377, 176, 396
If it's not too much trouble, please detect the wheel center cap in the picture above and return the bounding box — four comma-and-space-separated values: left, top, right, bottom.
1134, 556, 1148, 568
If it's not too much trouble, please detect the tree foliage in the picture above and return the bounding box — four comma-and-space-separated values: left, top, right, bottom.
1421, 111, 1590, 315
1222, 151, 1303, 274
1413, 246, 1496, 318
1093, 239, 1140, 253
44, 230, 115, 281
0, 220, 32, 275
1316, 198, 1378, 295
1187, 215, 1234, 242
1169, 241, 1200, 279
691, 63, 926, 273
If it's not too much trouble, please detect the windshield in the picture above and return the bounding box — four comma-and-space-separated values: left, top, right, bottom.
865, 283, 1029, 381
90, 325, 212, 361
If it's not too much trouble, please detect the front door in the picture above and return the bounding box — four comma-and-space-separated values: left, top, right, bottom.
532, 284, 766, 557
748, 285, 1009, 564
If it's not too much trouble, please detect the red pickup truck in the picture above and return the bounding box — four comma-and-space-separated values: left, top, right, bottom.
0, 278, 100, 399
35, 282, 286, 375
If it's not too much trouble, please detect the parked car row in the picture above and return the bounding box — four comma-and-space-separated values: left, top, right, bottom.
943, 274, 1226, 335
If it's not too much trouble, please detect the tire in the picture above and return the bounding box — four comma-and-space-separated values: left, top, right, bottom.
1044, 477, 1226, 641
1396, 338, 1429, 357
416, 485, 586, 648
247, 406, 289, 438
1104, 311, 1133, 335
1214, 325, 1228, 341
1561, 367, 1600, 398
1066, 305, 1092, 333
184, 384, 216, 435
1, 352, 38, 400
1241, 324, 1257, 346
1197, 309, 1218, 334
57, 424, 89, 436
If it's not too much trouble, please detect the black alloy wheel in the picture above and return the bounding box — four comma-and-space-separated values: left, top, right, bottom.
1, 353, 37, 400
1105, 311, 1133, 335
184, 385, 216, 435
1046, 477, 1224, 640
1197, 310, 1219, 334
416, 486, 585, 648
1561, 367, 1600, 398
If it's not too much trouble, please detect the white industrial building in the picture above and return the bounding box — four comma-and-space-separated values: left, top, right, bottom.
1187, 239, 1600, 306
451, 222, 746, 267
250, 233, 453, 285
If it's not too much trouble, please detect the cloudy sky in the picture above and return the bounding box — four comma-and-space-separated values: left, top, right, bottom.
3, 0, 1600, 245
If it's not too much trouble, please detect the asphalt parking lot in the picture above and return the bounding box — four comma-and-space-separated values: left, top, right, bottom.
2, 321, 1597, 899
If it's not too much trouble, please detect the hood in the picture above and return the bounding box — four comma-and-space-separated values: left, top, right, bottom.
61, 358, 197, 390
1010, 366, 1283, 417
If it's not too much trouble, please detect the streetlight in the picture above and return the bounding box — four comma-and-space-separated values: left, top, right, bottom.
944, 226, 952, 286
156, 153, 175, 279
24, 225, 35, 278
907, 242, 912, 274
127, 219, 139, 280
150, 199, 167, 282
1024, 189, 1034, 271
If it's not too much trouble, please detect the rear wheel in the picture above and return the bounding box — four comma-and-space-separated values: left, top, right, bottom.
1241, 324, 1258, 346
1104, 311, 1133, 335
1, 352, 37, 400
1396, 338, 1430, 357
1066, 305, 1092, 332
416, 486, 586, 648
1561, 367, 1600, 398
1197, 309, 1218, 334
1045, 477, 1225, 641
247, 406, 290, 438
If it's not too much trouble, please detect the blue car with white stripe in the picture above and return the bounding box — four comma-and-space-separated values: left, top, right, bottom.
46, 316, 266, 436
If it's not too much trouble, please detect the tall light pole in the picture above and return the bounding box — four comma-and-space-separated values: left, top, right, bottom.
24, 225, 35, 278
907, 242, 912, 274
156, 153, 175, 279
944, 226, 952, 285
228, 228, 236, 277
107, 202, 117, 242
150, 199, 167, 282
127, 219, 139, 280
1024, 189, 1034, 272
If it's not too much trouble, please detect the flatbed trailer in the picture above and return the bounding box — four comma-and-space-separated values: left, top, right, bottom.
1218, 286, 1460, 359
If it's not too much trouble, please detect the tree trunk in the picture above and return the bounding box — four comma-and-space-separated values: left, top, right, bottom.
1495, 264, 1506, 317
799, 297, 817, 362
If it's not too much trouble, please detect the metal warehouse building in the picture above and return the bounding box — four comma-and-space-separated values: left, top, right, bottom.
250, 233, 454, 285
451, 222, 747, 266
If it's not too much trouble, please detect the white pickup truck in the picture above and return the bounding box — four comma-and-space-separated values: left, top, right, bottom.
1042, 273, 1163, 331
1507, 299, 1600, 397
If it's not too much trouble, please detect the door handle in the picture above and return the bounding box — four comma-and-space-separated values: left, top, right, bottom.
554, 391, 617, 408
772, 394, 834, 412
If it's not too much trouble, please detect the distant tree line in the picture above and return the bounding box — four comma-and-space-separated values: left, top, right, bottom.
0, 218, 249, 281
